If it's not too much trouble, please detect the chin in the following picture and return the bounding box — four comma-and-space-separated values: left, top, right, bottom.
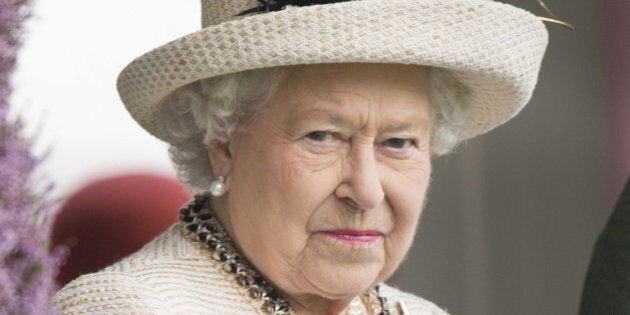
299, 261, 386, 298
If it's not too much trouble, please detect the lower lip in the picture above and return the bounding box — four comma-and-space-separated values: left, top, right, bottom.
322, 231, 381, 245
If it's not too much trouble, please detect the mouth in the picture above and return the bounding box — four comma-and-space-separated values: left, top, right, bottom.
321, 230, 382, 245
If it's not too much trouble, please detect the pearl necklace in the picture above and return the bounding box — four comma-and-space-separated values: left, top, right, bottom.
179, 193, 391, 315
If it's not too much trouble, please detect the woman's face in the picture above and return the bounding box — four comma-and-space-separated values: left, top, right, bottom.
213, 63, 432, 305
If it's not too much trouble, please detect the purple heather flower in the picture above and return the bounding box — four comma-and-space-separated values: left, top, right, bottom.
1, 0, 64, 314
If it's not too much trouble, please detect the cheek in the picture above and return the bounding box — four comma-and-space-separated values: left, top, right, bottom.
384, 154, 431, 209
236, 144, 342, 229
383, 157, 431, 254
269, 145, 342, 198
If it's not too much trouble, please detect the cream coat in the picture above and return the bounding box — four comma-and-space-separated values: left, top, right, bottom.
56, 224, 449, 314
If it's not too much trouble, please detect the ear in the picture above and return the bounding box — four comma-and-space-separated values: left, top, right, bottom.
208, 142, 233, 180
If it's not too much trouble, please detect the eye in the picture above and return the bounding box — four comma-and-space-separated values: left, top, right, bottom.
384, 138, 414, 149
301, 130, 344, 154
306, 131, 332, 142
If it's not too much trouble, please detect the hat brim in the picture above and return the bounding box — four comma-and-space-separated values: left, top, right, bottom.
117, 0, 548, 142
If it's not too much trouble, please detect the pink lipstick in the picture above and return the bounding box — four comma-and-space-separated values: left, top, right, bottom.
322, 230, 381, 245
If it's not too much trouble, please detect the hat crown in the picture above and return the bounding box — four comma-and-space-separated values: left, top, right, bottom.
201, 0, 259, 27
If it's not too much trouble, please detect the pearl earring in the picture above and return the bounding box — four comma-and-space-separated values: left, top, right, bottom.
209, 176, 227, 197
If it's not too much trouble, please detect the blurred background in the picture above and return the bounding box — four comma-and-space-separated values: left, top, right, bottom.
10, 1, 629, 314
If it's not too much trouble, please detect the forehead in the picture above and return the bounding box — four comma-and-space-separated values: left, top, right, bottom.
283, 63, 428, 93
267, 63, 431, 125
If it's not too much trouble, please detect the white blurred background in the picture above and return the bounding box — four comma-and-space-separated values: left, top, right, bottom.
12, 1, 199, 196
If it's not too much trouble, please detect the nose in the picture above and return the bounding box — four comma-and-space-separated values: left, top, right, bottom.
335, 144, 385, 210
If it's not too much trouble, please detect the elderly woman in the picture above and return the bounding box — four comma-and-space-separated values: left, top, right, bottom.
56, 0, 549, 314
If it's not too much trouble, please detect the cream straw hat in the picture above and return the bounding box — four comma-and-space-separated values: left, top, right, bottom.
117, 0, 548, 142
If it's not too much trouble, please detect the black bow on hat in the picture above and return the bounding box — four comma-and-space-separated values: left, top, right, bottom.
237, 0, 354, 16
237, 0, 574, 29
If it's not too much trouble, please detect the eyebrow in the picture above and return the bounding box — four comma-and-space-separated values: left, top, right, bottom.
381, 121, 430, 135
287, 104, 430, 135
288, 107, 358, 130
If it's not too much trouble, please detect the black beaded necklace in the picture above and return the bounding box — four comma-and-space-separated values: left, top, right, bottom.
179, 193, 391, 314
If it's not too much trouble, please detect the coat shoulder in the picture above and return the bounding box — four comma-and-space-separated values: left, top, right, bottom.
55, 270, 166, 314
55, 224, 259, 314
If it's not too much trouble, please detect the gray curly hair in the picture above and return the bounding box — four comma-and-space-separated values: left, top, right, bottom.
157, 66, 470, 192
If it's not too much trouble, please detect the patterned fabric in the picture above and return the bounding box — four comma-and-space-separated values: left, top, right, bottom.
56, 223, 449, 314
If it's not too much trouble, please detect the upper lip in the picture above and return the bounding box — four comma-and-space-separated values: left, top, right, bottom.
322, 230, 383, 236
